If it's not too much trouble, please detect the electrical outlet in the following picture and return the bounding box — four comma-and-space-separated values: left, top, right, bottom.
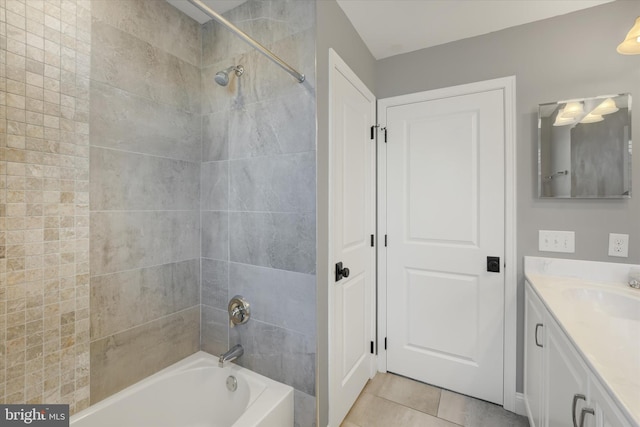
608, 233, 629, 257
539, 230, 575, 253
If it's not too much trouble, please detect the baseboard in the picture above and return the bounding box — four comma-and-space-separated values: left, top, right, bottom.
514, 392, 528, 417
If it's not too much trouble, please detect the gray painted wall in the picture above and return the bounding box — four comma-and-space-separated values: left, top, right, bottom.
375, 0, 640, 392
316, 1, 376, 425
198, 1, 317, 426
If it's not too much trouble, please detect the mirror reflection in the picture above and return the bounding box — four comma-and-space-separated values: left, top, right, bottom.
538, 94, 632, 198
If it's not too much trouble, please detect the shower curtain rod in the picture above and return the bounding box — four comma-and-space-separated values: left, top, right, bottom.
187, 0, 306, 83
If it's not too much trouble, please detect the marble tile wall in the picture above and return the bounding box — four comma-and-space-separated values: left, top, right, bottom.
3, 0, 316, 417
199, 1, 317, 426
0, 0, 91, 412
88, 0, 201, 404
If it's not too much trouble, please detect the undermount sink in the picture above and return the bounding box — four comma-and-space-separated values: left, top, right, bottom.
563, 287, 640, 322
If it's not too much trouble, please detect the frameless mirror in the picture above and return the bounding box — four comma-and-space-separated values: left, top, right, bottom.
538, 94, 632, 198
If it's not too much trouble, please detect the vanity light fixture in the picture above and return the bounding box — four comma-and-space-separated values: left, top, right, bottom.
553, 112, 576, 127
617, 17, 640, 55
591, 97, 619, 116
580, 113, 604, 124
560, 101, 584, 118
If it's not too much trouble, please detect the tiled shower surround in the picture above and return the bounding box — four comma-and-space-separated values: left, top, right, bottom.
88, 0, 201, 404
199, 2, 317, 426
0, 0, 92, 411
2, 0, 317, 425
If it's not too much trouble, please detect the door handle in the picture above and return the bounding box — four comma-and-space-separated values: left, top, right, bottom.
572, 394, 586, 427
487, 256, 500, 273
535, 323, 543, 348
578, 407, 595, 427
335, 262, 350, 282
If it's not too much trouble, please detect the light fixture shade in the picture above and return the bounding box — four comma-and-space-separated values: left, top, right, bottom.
580, 113, 604, 124
591, 98, 619, 116
553, 111, 576, 126
617, 17, 640, 55
561, 102, 584, 118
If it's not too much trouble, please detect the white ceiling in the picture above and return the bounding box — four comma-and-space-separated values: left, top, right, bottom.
168, 0, 615, 60
336, 0, 615, 59
167, 0, 246, 24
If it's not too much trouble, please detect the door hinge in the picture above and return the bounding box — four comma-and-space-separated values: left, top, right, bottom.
384, 235, 387, 247
370, 234, 374, 247
370, 341, 374, 354
384, 337, 387, 350
371, 125, 386, 142
370, 124, 380, 140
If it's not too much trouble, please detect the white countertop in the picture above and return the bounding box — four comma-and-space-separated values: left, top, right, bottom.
525, 257, 640, 426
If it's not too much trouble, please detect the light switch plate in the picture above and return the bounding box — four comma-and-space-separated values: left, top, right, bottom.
539, 230, 575, 253
608, 233, 629, 257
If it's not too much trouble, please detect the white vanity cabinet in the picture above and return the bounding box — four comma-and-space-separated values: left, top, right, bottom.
524, 281, 632, 427
545, 314, 592, 427
524, 282, 545, 427
591, 377, 634, 427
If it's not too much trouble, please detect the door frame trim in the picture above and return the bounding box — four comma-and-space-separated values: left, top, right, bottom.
376, 76, 518, 412
327, 48, 377, 427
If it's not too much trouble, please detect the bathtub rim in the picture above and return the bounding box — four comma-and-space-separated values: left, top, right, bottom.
70, 351, 294, 426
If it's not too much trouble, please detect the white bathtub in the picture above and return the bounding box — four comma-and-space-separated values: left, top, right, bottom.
70, 351, 294, 427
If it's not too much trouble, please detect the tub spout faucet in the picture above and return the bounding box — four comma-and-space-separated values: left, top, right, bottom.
219, 344, 244, 367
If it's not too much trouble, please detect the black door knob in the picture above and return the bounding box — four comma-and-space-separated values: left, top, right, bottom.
487, 256, 500, 273
335, 262, 350, 282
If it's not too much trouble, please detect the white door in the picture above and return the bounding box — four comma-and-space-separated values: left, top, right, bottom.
329, 50, 376, 427
381, 87, 506, 404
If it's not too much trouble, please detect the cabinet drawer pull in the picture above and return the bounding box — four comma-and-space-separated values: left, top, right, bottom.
578, 407, 595, 427
572, 394, 586, 427
535, 323, 543, 347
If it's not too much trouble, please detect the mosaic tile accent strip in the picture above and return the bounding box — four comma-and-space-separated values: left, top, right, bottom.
0, 0, 91, 413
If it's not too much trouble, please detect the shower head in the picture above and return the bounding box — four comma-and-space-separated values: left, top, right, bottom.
214, 65, 244, 86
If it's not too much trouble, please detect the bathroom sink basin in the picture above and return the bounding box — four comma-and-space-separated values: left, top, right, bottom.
563, 288, 640, 322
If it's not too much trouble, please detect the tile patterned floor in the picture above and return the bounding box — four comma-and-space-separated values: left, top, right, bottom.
341, 373, 530, 427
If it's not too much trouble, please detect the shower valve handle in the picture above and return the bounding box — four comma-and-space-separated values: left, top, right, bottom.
228, 296, 250, 328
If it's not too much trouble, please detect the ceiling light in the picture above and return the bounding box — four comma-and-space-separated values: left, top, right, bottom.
580, 113, 604, 124
560, 102, 584, 118
591, 98, 619, 116
617, 17, 640, 55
